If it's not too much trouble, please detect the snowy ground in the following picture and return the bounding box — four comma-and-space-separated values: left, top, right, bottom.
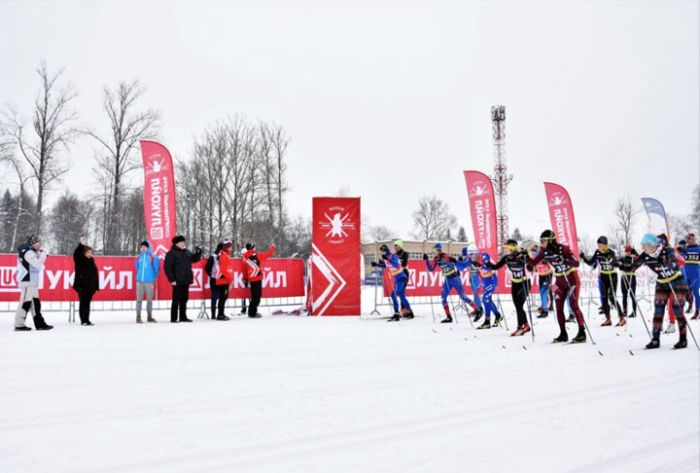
1, 289, 698, 473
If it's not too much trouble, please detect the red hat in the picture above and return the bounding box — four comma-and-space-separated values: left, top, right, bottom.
624, 245, 633, 253
686, 233, 696, 240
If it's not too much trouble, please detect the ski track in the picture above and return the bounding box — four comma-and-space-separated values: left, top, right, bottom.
0, 294, 698, 473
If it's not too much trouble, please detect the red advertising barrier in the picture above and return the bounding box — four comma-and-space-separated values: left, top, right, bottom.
311, 197, 361, 315
464, 170, 499, 258
544, 182, 579, 255
0, 254, 305, 302
140, 140, 177, 258
382, 260, 538, 297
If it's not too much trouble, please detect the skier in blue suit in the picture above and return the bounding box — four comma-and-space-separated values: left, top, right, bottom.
373, 244, 414, 322
424, 243, 482, 324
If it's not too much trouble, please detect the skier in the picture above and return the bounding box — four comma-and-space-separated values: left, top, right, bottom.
633, 233, 689, 349
14, 235, 53, 331
580, 236, 625, 327
135, 240, 160, 323
164, 235, 203, 323
485, 239, 531, 336
657, 233, 679, 333
676, 240, 693, 313
213, 240, 234, 321
472, 252, 502, 330
679, 233, 699, 320
392, 239, 414, 319
372, 244, 413, 321
423, 243, 482, 324
73, 237, 99, 326
242, 242, 276, 318
465, 245, 483, 319
617, 245, 638, 318
536, 262, 553, 318
526, 230, 587, 343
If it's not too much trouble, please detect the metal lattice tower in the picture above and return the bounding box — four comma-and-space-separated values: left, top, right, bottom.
490, 105, 512, 247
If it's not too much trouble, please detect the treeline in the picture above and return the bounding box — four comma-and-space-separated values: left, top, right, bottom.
0, 61, 311, 257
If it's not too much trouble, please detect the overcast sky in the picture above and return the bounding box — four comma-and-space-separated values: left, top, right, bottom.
1, 0, 698, 244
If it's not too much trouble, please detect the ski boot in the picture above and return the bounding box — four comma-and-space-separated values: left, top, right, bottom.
601, 317, 612, 327
615, 317, 626, 327
628, 312, 636, 318
472, 309, 483, 323
440, 316, 453, 324
387, 313, 401, 322
673, 336, 688, 350
685, 304, 693, 314
552, 332, 568, 343
511, 324, 530, 337
645, 337, 661, 349
240, 307, 247, 315
692, 310, 699, 320
565, 314, 575, 323
477, 319, 491, 330
570, 327, 587, 344
537, 309, 548, 319
34, 315, 53, 331
493, 314, 502, 327
664, 323, 676, 334
597, 306, 605, 315
136, 314, 143, 324
402, 309, 415, 320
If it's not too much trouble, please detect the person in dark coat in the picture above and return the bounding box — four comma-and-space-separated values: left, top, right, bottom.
164, 235, 202, 323
73, 237, 99, 326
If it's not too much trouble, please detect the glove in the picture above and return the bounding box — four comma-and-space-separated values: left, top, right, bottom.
579, 252, 585, 258
370, 261, 377, 267
381, 254, 388, 260
422, 253, 429, 260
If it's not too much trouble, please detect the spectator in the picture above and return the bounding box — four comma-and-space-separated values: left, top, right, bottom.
164, 235, 202, 323
242, 242, 275, 318
135, 240, 160, 323
14, 235, 53, 331
73, 237, 99, 326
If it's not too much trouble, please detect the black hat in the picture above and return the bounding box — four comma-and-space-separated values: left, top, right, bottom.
172, 235, 186, 245
596, 236, 608, 245
27, 234, 41, 245
540, 230, 556, 241
140, 241, 149, 248
245, 242, 255, 250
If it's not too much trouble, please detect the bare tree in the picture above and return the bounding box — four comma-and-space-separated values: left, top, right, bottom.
613, 196, 640, 248
691, 184, 699, 230
49, 191, 93, 254
2, 61, 78, 235
86, 79, 160, 253
368, 225, 396, 241
411, 195, 457, 240
457, 226, 468, 242
0, 156, 35, 249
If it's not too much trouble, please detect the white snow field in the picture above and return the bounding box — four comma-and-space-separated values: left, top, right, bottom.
1, 290, 698, 473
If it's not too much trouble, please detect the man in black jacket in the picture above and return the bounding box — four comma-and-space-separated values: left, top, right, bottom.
164, 235, 202, 323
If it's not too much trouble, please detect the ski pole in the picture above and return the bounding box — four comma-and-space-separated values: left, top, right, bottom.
523, 282, 536, 342
667, 281, 700, 350
494, 292, 509, 331
624, 274, 652, 339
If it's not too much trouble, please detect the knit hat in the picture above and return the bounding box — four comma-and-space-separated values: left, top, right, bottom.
172, 235, 186, 245
27, 235, 41, 245
434, 242, 442, 251
597, 236, 608, 245
222, 239, 233, 250
245, 242, 255, 250
393, 239, 404, 249
540, 230, 556, 242
624, 245, 633, 253
140, 241, 149, 248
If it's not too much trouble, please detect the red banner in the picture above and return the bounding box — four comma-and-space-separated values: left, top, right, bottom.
311, 197, 361, 315
464, 171, 499, 258
0, 254, 305, 302
544, 182, 579, 255
140, 140, 177, 258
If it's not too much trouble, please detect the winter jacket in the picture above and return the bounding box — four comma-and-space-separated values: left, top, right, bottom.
135, 242, 161, 283
242, 245, 276, 282
215, 250, 235, 286
164, 246, 203, 286
73, 243, 99, 295
17, 244, 47, 286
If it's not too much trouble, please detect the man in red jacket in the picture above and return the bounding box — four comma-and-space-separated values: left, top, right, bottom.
242, 242, 276, 318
